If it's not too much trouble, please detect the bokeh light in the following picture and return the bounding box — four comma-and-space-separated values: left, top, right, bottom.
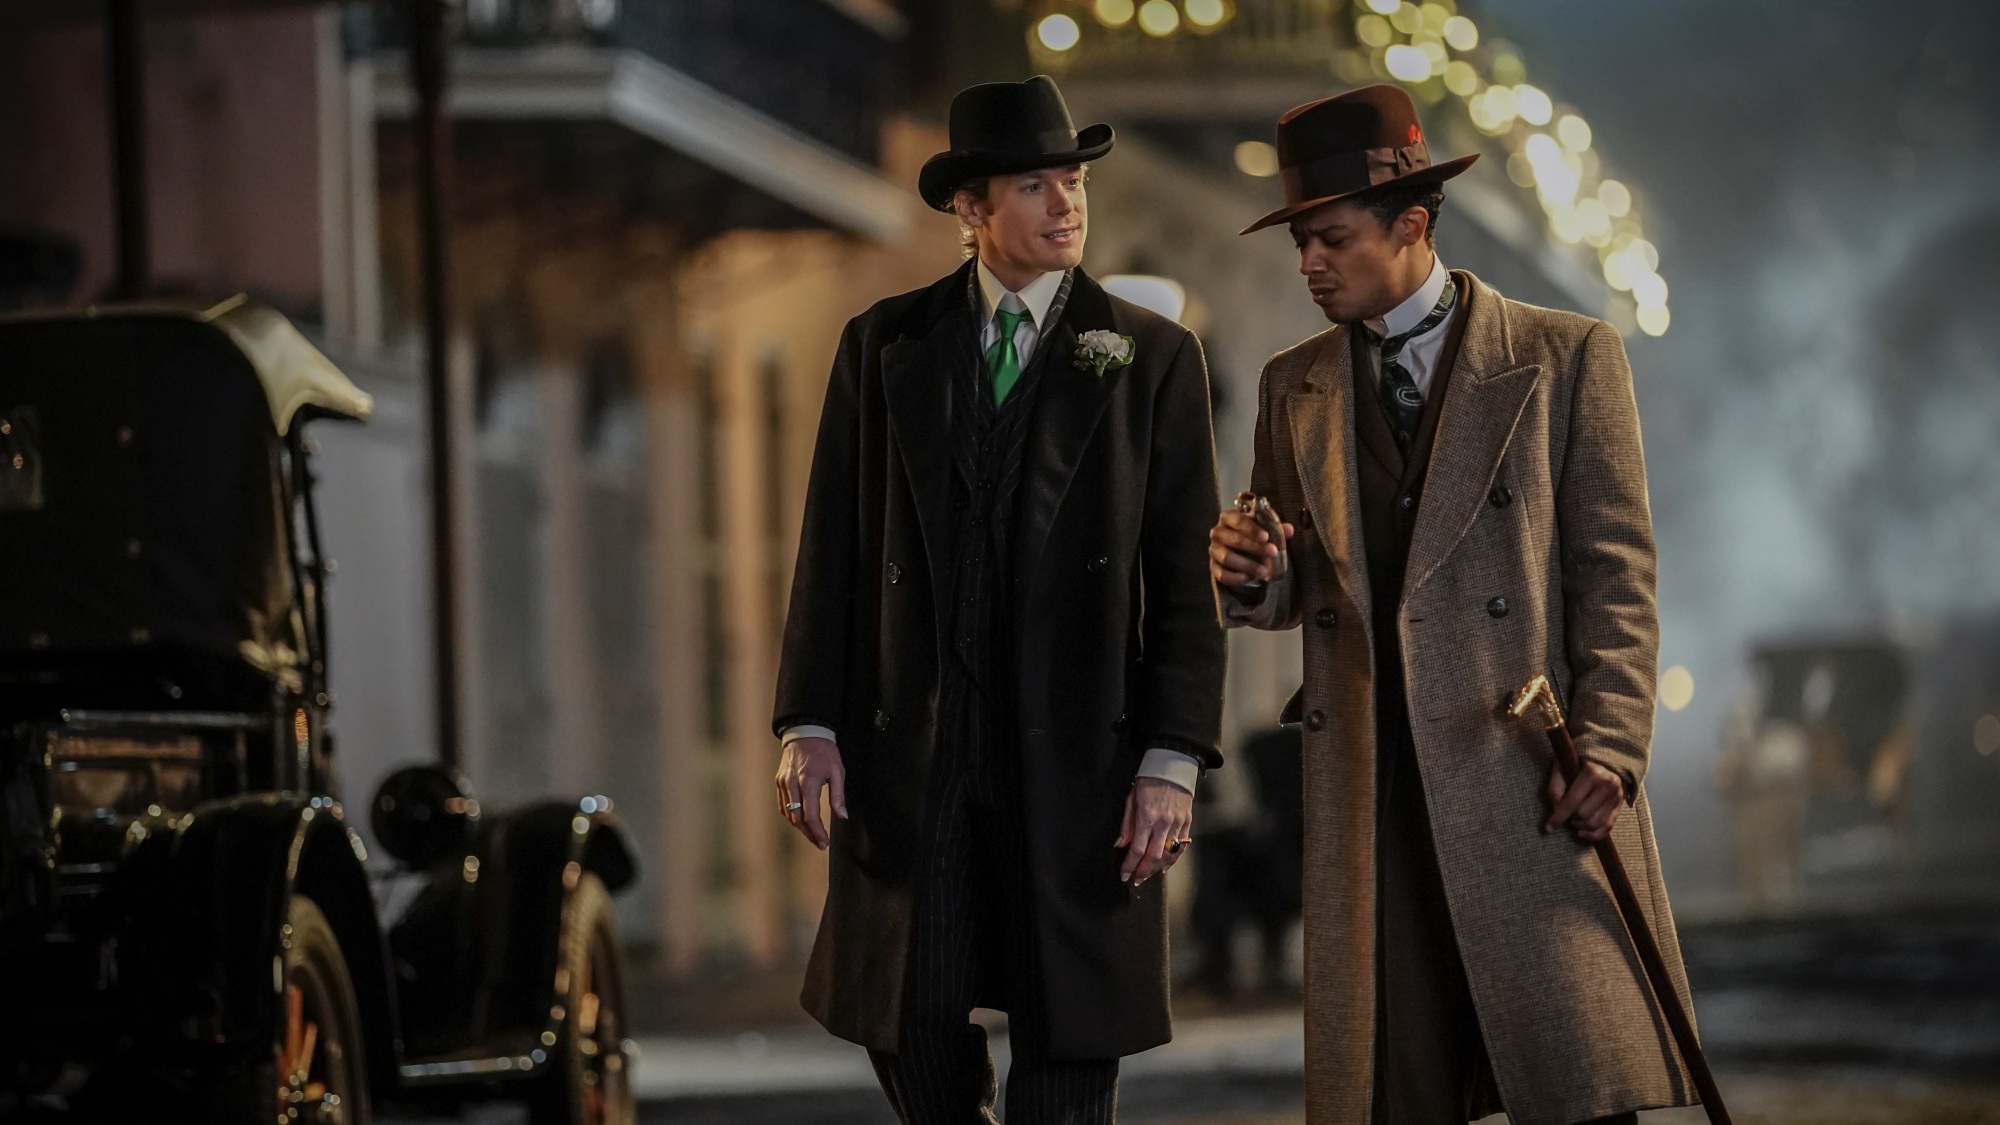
1660, 666, 1696, 712
1036, 14, 1081, 51
1356, 14, 1392, 48
1514, 84, 1553, 126
1442, 15, 1478, 51
1389, 2, 1423, 36
1233, 140, 1280, 177
1636, 305, 1671, 337
1557, 114, 1593, 152
1138, 0, 1180, 36
1093, 0, 1136, 27
1184, 0, 1228, 29
1364, 0, 1399, 13
1598, 179, 1632, 218
1442, 60, 1478, 96
1384, 44, 1432, 82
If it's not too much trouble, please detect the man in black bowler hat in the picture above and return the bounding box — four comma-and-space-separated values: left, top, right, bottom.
773, 75, 1226, 1123
1211, 85, 1698, 1124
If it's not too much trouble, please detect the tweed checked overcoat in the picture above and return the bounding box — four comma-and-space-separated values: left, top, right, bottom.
1230, 273, 1697, 1125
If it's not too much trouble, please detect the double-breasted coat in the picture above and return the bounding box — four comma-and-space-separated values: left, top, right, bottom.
774, 261, 1225, 1060
1231, 273, 1698, 1124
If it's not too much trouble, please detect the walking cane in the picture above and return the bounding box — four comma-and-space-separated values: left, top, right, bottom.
1509, 675, 1733, 1125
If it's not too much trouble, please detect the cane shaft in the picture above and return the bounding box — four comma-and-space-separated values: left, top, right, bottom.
1546, 722, 1733, 1125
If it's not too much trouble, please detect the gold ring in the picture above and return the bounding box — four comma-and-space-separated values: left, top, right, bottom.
1166, 838, 1189, 854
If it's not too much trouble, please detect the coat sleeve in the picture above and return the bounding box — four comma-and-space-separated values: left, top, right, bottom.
1557, 322, 1659, 794
1222, 356, 1301, 632
1136, 329, 1227, 769
772, 316, 866, 738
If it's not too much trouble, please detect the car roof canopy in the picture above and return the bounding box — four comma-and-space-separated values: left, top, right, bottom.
0, 298, 369, 686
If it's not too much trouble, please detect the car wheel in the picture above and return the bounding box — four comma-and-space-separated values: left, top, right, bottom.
195, 893, 371, 1124
529, 871, 635, 1125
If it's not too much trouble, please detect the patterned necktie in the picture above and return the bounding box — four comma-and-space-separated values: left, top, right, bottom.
1371, 280, 1457, 454
985, 307, 1031, 406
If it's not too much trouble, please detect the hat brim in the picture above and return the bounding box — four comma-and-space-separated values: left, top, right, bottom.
919, 123, 1116, 212
1237, 152, 1479, 235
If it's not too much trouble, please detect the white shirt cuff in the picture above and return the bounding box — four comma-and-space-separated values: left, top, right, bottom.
1137, 747, 1201, 795
780, 724, 838, 747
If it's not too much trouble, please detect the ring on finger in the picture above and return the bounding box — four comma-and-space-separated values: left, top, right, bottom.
785, 801, 804, 812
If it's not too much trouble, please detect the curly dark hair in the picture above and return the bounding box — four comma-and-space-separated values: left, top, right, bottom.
1344, 180, 1445, 246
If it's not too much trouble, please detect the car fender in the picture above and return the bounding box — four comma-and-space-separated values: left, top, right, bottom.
120, 792, 401, 1093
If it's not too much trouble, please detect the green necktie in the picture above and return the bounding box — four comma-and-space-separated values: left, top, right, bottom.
984, 307, 1031, 406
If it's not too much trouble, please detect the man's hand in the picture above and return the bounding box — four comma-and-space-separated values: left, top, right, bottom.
1209, 508, 1293, 588
775, 736, 847, 850
1115, 777, 1193, 886
1545, 759, 1625, 843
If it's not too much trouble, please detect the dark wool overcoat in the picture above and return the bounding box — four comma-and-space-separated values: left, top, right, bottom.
774, 261, 1225, 1060
1231, 274, 1699, 1125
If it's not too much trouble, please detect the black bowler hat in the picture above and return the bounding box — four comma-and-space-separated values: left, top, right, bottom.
918, 75, 1115, 212
1239, 84, 1478, 235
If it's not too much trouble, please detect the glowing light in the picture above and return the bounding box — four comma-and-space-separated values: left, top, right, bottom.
1442, 14, 1478, 51
1419, 3, 1451, 31
1364, 0, 1399, 13
1443, 60, 1478, 96
1598, 179, 1632, 218
1389, 2, 1423, 35
1628, 237, 1660, 271
1660, 665, 1695, 712
1513, 84, 1553, 126
1102, 275, 1188, 322
1094, 0, 1135, 26
1490, 48, 1526, 86
1550, 206, 1585, 244
1036, 14, 1081, 50
1602, 250, 1636, 291
1631, 272, 1669, 309
1184, 0, 1228, 28
1636, 305, 1671, 336
1557, 114, 1592, 152
1505, 151, 1536, 188
1575, 198, 1612, 241
1138, 0, 1180, 35
1233, 139, 1280, 177
1416, 38, 1448, 68
1976, 714, 2000, 756
1385, 44, 1433, 82
1356, 13, 1392, 47
1524, 132, 1561, 164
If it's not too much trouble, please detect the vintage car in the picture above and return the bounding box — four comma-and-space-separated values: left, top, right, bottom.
0, 297, 638, 1123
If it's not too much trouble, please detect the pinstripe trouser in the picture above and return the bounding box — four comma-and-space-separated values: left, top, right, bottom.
867, 752, 1120, 1125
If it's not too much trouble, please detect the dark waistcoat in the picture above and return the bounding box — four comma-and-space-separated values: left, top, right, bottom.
1350, 275, 1474, 734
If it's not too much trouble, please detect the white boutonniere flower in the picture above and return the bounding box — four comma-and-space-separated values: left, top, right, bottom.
1073, 329, 1136, 377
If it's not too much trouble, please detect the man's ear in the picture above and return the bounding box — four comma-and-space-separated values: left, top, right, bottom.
953, 192, 987, 228
1398, 205, 1429, 248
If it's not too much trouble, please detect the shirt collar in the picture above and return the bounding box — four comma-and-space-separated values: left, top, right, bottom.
1369, 253, 1451, 340
976, 258, 1067, 331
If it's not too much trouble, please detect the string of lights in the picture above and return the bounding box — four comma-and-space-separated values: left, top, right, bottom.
1029, 0, 1671, 337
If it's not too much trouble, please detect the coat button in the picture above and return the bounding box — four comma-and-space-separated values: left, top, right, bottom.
887, 562, 903, 585
1305, 710, 1325, 732
1399, 494, 1416, 511
1315, 608, 1338, 629
874, 710, 891, 731
1087, 556, 1108, 573
1489, 484, 1513, 508
1112, 713, 1128, 734
1487, 596, 1509, 619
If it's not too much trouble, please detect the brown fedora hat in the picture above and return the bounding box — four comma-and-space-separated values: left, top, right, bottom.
1239, 84, 1478, 235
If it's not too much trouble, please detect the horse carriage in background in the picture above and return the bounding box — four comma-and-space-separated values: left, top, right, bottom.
0, 298, 638, 1123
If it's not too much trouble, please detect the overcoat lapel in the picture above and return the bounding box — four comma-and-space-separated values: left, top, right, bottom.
881, 261, 980, 631
1290, 328, 1371, 630
1016, 268, 1120, 585
1403, 275, 1542, 595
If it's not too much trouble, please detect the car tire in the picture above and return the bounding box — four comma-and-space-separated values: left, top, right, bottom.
528, 871, 636, 1125
194, 893, 371, 1124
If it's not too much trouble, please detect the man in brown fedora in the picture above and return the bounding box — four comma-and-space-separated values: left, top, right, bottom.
1209, 85, 1702, 1124
774, 75, 1226, 1123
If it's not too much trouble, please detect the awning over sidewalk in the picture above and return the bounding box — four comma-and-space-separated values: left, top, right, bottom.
375, 47, 917, 245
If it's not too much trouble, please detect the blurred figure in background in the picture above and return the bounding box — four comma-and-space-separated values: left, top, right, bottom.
1190, 724, 1303, 998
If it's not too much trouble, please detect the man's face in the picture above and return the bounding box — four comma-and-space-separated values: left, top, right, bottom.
1289, 199, 1429, 324
958, 165, 1087, 278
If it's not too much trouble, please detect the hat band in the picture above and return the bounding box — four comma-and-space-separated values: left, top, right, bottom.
1280, 140, 1431, 207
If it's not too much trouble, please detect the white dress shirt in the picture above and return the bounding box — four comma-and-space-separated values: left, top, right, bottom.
781, 256, 1202, 795
1363, 252, 1453, 395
